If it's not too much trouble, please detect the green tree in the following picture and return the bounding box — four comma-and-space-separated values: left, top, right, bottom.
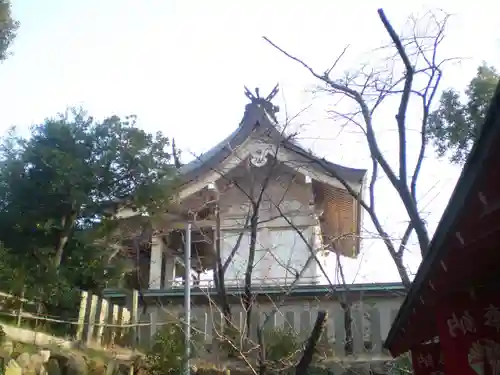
427, 63, 500, 163
0, 108, 177, 313
0, 0, 19, 61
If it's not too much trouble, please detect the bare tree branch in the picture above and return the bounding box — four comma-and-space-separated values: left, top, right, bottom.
263, 34, 430, 259
378, 9, 413, 186
262, 9, 452, 292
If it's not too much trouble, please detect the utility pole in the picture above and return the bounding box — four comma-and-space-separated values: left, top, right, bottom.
184, 222, 192, 375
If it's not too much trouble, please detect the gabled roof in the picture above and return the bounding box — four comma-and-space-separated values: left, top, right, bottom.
179, 88, 367, 186
108, 88, 366, 217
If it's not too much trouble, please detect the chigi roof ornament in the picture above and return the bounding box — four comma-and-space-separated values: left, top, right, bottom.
244, 84, 280, 123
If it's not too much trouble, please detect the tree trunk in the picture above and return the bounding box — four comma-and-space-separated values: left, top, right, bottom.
213, 201, 232, 326
243, 211, 258, 336
295, 311, 328, 375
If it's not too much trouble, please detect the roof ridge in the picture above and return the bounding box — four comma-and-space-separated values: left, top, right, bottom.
179, 87, 367, 185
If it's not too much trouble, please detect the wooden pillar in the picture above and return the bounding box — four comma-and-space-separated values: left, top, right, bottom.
284, 310, 295, 332
126, 289, 139, 349
333, 302, 346, 357
304, 173, 322, 285
85, 294, 99, 345
16, 288, 25, 327
293, 309, 302, 336
76, 291, 88, 342
249, 310, 260, 342
352, 304, 364, 354
95, 299, 109, 345
149, 308, 158, 343
369, 307, 383, 354
103, 302, 119, 347
299, 310, 311, 338
191, 306, 206, 343
138, 308, 151, 348
163, 251, 176, 287
149, 236, 163, 289
116, 306, 126, 345
205, 307, 214, 345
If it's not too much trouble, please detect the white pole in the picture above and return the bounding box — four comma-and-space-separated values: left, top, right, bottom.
184, 222, 192, 375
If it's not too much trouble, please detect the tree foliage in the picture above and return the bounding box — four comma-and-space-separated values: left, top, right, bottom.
427, 63, 500, 163
0, 0, 18, 61
0, 108, 176, 312
145, 322, 202, 375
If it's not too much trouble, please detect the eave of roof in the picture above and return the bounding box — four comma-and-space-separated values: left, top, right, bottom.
384, 81, 500, 355
178, 100, 367, 187
103, 281, 406, 302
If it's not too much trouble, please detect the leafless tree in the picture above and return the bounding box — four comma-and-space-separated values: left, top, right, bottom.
178, 97, 342, 374
264, 8, 455, 288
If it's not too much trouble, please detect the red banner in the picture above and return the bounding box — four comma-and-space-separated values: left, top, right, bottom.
411, 342, 445, 375
436, 291, 500, 375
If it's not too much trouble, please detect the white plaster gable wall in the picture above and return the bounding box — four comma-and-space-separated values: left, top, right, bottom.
217, 155, 317, 223
267, 227, 319, 283
218, 163, 323, 286
220, 227, 320, 286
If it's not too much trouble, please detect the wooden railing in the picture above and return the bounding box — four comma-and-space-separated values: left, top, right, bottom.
77, 286, 404, 362
165, 276, 322, 287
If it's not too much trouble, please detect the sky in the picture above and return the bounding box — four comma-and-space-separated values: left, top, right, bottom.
1, 0, 500, 285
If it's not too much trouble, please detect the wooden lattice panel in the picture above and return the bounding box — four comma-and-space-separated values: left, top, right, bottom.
320, 186, 359, 258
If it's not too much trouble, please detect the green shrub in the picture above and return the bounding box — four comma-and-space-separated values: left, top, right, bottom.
87, 358, 107, 375
194, 366, 230, 375
45, 358, 63, 375
393, 353, 413, 375
145, 322, 202, 375
0, 325, 5, 345
263, 327, 301, 364
217, 324, 242, 357
114, 328, 134, 347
